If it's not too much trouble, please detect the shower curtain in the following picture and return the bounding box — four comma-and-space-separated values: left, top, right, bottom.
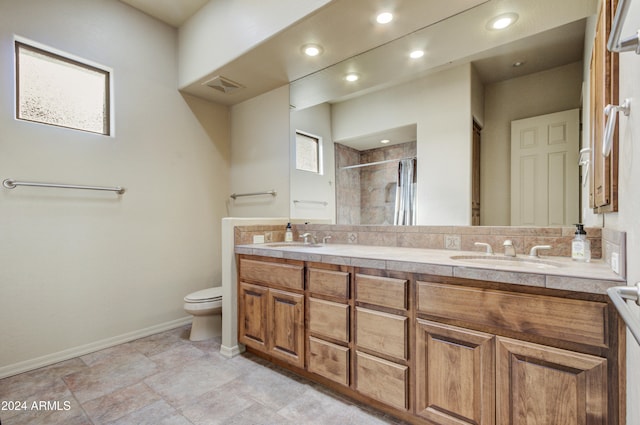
394, 158, 417, 225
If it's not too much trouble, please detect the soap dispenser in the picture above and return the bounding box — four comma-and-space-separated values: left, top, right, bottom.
285, 222, 293, 242
571, 224, 591, 262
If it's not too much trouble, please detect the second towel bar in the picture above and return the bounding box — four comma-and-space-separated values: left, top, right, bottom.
293, 200, 328, 206
230, 190, 276, 200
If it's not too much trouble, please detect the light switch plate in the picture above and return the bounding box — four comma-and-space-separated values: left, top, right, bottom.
253, 234, 265, 244
611, 252, 620, 274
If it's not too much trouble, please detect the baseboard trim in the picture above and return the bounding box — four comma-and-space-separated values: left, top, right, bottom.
0, 316, 193, 379
219, 343, 245, 358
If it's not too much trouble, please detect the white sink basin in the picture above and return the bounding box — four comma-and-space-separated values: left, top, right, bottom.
266, 242, 322, 248
450, 255, 563, 269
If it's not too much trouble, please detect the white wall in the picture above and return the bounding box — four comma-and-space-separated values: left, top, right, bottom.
290, 103, 336, 222
471, 65, 485, 128
0, 0, 230, 377
482, 62, 584, 225
331, 64, 473, 225
608, 0, 640, 422
229, 85, 290, 217
178, 0, 331, 88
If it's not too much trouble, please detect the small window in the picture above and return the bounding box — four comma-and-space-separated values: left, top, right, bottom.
15, 41, 110, 135
295, 131, 322, 174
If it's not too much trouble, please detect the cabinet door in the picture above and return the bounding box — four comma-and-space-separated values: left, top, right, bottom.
496, 337, 607, 425
238, 282, 268, 351
268, 288, 305, 368
415, 319, 495, 425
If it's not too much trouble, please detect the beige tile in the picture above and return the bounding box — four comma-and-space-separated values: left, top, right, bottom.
143, 356, 241, 409
82, 383, 161, 424
397, 232, 443, 249
277, 385, 355, 425
0, 358, 87, 400
64, 352, 158, 403
223, 402, 295, 425
545, 276, 619, 294
148, 343, 207, 370
453, 267, 546, 287
177, 382, 255, 425
0, 379, 82, 423
104, 400, 192, 425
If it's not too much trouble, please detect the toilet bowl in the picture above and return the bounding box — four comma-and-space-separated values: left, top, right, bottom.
183, 287, 222, 341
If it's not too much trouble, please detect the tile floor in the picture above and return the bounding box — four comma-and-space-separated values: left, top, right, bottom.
0, 325, 408, 424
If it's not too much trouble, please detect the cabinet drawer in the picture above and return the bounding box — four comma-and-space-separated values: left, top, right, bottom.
239, 258, 303, 291
308, 336, 349, 386
417, 281, 608, 347
356, 351, 408, 410
356, 274, 407, 310
356, 307, 407, 360
309, 298, 350, 343
308, 268, 349, 300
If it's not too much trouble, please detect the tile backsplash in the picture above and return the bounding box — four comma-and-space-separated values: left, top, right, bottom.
234, 223, 627, 277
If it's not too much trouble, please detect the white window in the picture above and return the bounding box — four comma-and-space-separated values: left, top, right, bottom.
295, 131, 322, 174
15, 41, 110, 135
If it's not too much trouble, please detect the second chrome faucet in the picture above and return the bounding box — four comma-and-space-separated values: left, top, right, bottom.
475, 239, 552, 258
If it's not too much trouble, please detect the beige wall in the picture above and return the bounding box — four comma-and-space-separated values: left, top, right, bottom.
229, 85, 290, 217
290, 103, 336, 222
0, 0, 230, 377
481, 61, 583, 225
331, 63, 474, 225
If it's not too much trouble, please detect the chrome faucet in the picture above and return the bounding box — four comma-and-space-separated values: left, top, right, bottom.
474, 242, 494, 254
322, 235, 332, 244
529, 245, 552, 257
503, 240, 516, 257
300, 233, 317, 244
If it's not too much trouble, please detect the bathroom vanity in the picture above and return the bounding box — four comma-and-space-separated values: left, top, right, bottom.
235, 243, 626, 425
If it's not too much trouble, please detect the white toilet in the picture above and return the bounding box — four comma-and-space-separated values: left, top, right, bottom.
183, 287, 222, 341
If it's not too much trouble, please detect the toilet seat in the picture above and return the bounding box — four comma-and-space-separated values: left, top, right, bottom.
184, 287, 222, 303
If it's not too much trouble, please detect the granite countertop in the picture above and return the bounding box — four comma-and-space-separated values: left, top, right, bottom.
235, 242, 626, 295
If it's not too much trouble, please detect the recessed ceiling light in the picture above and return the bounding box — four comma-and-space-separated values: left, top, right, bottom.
345, 73, 359, 82
376, 12, 393, 24
301, 44, 323, 57
512, 61, 525, 67
410, 50, 425, 59
487, 13, 518, 30
380, 139, 390, 144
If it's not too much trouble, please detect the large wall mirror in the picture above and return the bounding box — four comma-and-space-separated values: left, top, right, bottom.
289, 0, 600, 227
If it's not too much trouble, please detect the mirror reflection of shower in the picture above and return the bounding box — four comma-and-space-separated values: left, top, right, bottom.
335, 140, 416, 225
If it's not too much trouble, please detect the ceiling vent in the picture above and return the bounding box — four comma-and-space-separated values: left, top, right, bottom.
202, 76, 244, 94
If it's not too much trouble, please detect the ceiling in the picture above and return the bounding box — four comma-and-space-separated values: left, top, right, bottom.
119, 0, 208, 27
120, 0, 592, 107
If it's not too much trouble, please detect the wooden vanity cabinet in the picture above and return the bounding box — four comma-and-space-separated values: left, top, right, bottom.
237, 255, 623, 425
238, 257, 305, 368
